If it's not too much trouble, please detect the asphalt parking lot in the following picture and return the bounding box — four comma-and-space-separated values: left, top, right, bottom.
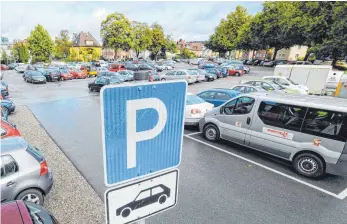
3, 63, 347, 223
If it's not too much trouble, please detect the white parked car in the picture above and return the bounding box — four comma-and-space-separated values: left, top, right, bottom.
185, 93, 214, 126
161, 70, 197, 84
262, 76, 309, 94
15, 65, 27, 73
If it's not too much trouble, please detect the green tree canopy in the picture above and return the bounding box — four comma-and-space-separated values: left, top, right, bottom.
100, 12, 134, 52
54, 30, 72, 60
12, 40, 29, 63
27, 24, 54, 63
148, 23, 166, 60
180, 48, 195, 59
131, 21, 152, 58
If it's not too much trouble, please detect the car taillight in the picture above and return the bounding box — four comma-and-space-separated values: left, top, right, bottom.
40, 160, 48, 176
191, 109, 201, 114
188, 75, 191, 79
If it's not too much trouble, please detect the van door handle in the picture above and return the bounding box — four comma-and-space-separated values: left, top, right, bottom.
6, 181, 15, 187
247, 117, 251, 125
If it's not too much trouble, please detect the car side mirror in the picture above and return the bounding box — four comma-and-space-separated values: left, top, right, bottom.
220, 106, 224, 114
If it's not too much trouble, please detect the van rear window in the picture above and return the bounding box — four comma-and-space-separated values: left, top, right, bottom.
26, 146, 44, 162
258, 101, 347, 141
302, 109, 347, 142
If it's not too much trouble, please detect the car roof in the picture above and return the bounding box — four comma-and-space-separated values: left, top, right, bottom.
244, 92, 347, 113
202, 88, 240, 95
1, 137, 28, 154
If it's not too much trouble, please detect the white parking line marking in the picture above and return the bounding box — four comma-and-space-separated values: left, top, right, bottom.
185, 132, 201, 136
337, 187, 347, 200
184, 134, 343, 200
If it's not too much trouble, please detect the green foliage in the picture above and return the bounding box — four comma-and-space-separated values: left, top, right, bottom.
1, 50, 7, 64
12, 41, 29, 63
180, 48, 195, 59
297, 56, 305, 61
206, 6, 251, 54
68, 48, 79, 61
100, 12, 134, 51
302, 2, 347, 63
54, 30, 72, 59
161, 35, 178, 55
131, 21, 152, 57
148, 23, 166, 60
27, 24, 54, 63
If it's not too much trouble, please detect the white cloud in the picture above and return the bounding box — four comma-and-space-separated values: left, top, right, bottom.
92, 8, 107, 18
0, 1, 262, 43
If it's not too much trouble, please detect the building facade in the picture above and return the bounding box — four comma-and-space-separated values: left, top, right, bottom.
276, 45, 308, 61
70, 32, 102, 62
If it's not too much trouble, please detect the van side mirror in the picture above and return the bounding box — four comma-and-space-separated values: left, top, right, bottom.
220, 106, 224, 114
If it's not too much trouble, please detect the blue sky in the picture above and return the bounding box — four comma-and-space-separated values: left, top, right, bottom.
1, 1, 263, 43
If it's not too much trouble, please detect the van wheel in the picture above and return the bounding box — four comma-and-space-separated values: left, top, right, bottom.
16, 188, 44, 205
203, 124, 220, 142
293, 153, 325, 178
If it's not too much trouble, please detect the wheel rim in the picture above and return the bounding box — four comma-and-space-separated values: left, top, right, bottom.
299, 158, 318, 173
205, 127, 217, 140
22, 194, 40, 204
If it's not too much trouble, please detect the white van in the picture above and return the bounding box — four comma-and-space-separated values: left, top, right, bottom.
199, 92, 347, 178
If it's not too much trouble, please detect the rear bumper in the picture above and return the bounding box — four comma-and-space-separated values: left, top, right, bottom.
326, 154, 347, 176
185, 118, 201, 126
41, 168, 54, 195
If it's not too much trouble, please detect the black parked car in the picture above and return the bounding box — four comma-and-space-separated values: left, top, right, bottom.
40, 69, 61, 81
88, 76, 110, 92
116, 184, 170, 218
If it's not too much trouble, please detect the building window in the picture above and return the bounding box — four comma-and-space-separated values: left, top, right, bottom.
298, 46, 301, 49
86, 41, 93, 46
295, 54, 299, 59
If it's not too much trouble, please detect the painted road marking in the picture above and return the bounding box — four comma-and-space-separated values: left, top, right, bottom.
184, 134, 346, 200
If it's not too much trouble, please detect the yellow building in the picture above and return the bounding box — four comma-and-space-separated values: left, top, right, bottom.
70, 32, 101, 62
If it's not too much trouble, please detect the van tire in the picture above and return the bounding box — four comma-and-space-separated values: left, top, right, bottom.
203, 124, 220, 142
293, 153, 325, 178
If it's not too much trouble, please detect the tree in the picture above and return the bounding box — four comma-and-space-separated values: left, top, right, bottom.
180, 48, 195, 59
299, 2, 347, 64
100, 12, 134, 56
27, 24, 54, 63
12, 40, 29, 63
206, 6, 251, 56
1, 50, 8, 64
54, 30, 72, 60
252, 2, 305, 60
148, 23, 166, 61
131, 21, 152, 58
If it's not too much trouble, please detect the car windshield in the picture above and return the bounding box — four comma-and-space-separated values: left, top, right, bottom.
186, 95, 207, 105
271, 82, 285, 90
234, 66, 243, 70
187, 70, 197, 75
286, 78, 298, 85
31, 72, 43, 77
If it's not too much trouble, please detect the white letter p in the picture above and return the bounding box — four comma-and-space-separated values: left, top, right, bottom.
126, 98, 167, 169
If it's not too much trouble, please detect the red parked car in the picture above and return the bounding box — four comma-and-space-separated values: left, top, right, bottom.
109, 64, 126, 72
0, 64, 9, 71
1, 120, 21, 139
223, 65, 244, 76
1, 200, 59, 224
59, 69, 72, 80
69, 69, 87, 79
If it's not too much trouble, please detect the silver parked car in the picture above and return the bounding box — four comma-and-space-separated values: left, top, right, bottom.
160, 70, 197, 84
1, 137, 53, 205
231, 84, 267, 93
199, 92, 347, 179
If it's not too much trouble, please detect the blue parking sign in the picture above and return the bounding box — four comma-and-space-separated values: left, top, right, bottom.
101, 81, 187, 186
